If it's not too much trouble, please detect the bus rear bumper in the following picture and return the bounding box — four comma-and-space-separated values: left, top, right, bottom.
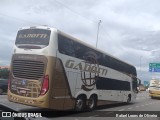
0, 95, 46, 112
7, 90, 49, 109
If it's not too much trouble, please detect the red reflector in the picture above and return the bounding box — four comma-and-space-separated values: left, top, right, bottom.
40, 75, 49, 95
8, 79, 10, 90
8, 73, 11, 90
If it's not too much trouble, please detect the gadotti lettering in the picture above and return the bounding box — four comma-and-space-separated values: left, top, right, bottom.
18, 34, 47, 38
65, 60, 108, 76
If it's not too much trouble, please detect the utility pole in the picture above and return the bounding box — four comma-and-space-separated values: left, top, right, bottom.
96, 20, 102, 48
140, 56, 142, 80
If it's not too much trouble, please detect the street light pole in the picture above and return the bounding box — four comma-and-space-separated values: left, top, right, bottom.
140, 56, 142, 79
96, 20, 102, 48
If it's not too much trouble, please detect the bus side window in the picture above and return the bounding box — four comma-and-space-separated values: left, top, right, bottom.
58, 34, 75, 57
74, 43, 83, 59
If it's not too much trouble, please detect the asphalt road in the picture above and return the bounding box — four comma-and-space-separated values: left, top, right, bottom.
0, 91, 160, 120
48, 91, 160, 120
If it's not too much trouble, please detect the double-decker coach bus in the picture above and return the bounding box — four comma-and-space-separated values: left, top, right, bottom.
8, 26, 139, 111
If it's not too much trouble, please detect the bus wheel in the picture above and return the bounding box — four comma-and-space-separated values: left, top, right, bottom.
88, 95, 97, 111
127, 95, 131, 103
75, 96, 86, 111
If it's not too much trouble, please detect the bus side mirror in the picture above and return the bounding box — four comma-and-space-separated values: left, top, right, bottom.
137, 79, 141, 86
139, 80, 141, 85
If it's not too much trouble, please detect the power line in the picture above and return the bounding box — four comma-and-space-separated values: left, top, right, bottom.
54, 0, 97, 24
0, 12, 40, 25
54, 0, 115, 46
0, 1, 114, 45
100, 25, 115, 42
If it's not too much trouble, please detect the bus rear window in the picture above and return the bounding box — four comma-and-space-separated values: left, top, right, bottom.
15, 29, 51, 48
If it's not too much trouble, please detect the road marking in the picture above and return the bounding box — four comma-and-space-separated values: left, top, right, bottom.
88, 114, 99, 118
136, 97, 150, 99
118, 109, 125, 111
145, 104, 149, 106
135, 106, 139, 108
128, 107, 132, 109
106, 112, 113, 114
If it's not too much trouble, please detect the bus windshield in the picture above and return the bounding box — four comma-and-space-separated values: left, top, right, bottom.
15, 29, 51, 49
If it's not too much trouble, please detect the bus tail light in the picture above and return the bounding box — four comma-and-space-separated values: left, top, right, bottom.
8, 78, 11, 90
40, 75, 49, 95
8, 73, 11, 90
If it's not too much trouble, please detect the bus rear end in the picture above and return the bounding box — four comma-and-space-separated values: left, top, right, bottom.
8, 26, 52, 108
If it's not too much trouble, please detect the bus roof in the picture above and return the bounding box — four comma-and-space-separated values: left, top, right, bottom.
19, 25, 135, 69
57, 30, 135, 69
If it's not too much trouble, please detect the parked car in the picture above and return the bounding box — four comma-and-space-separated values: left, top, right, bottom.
0, 78, 8, 94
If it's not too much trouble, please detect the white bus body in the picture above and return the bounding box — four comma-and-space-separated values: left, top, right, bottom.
8, 26, 138, 111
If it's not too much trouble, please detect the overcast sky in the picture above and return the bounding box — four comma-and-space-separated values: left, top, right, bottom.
1, 0, 160, 83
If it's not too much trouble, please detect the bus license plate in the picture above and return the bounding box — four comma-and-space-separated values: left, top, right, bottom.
19, 89, 27, 94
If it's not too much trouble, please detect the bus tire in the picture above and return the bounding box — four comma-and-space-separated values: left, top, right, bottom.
88, 95, 97, 111
127, 94, 131, 103
75, 96, 86, 111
